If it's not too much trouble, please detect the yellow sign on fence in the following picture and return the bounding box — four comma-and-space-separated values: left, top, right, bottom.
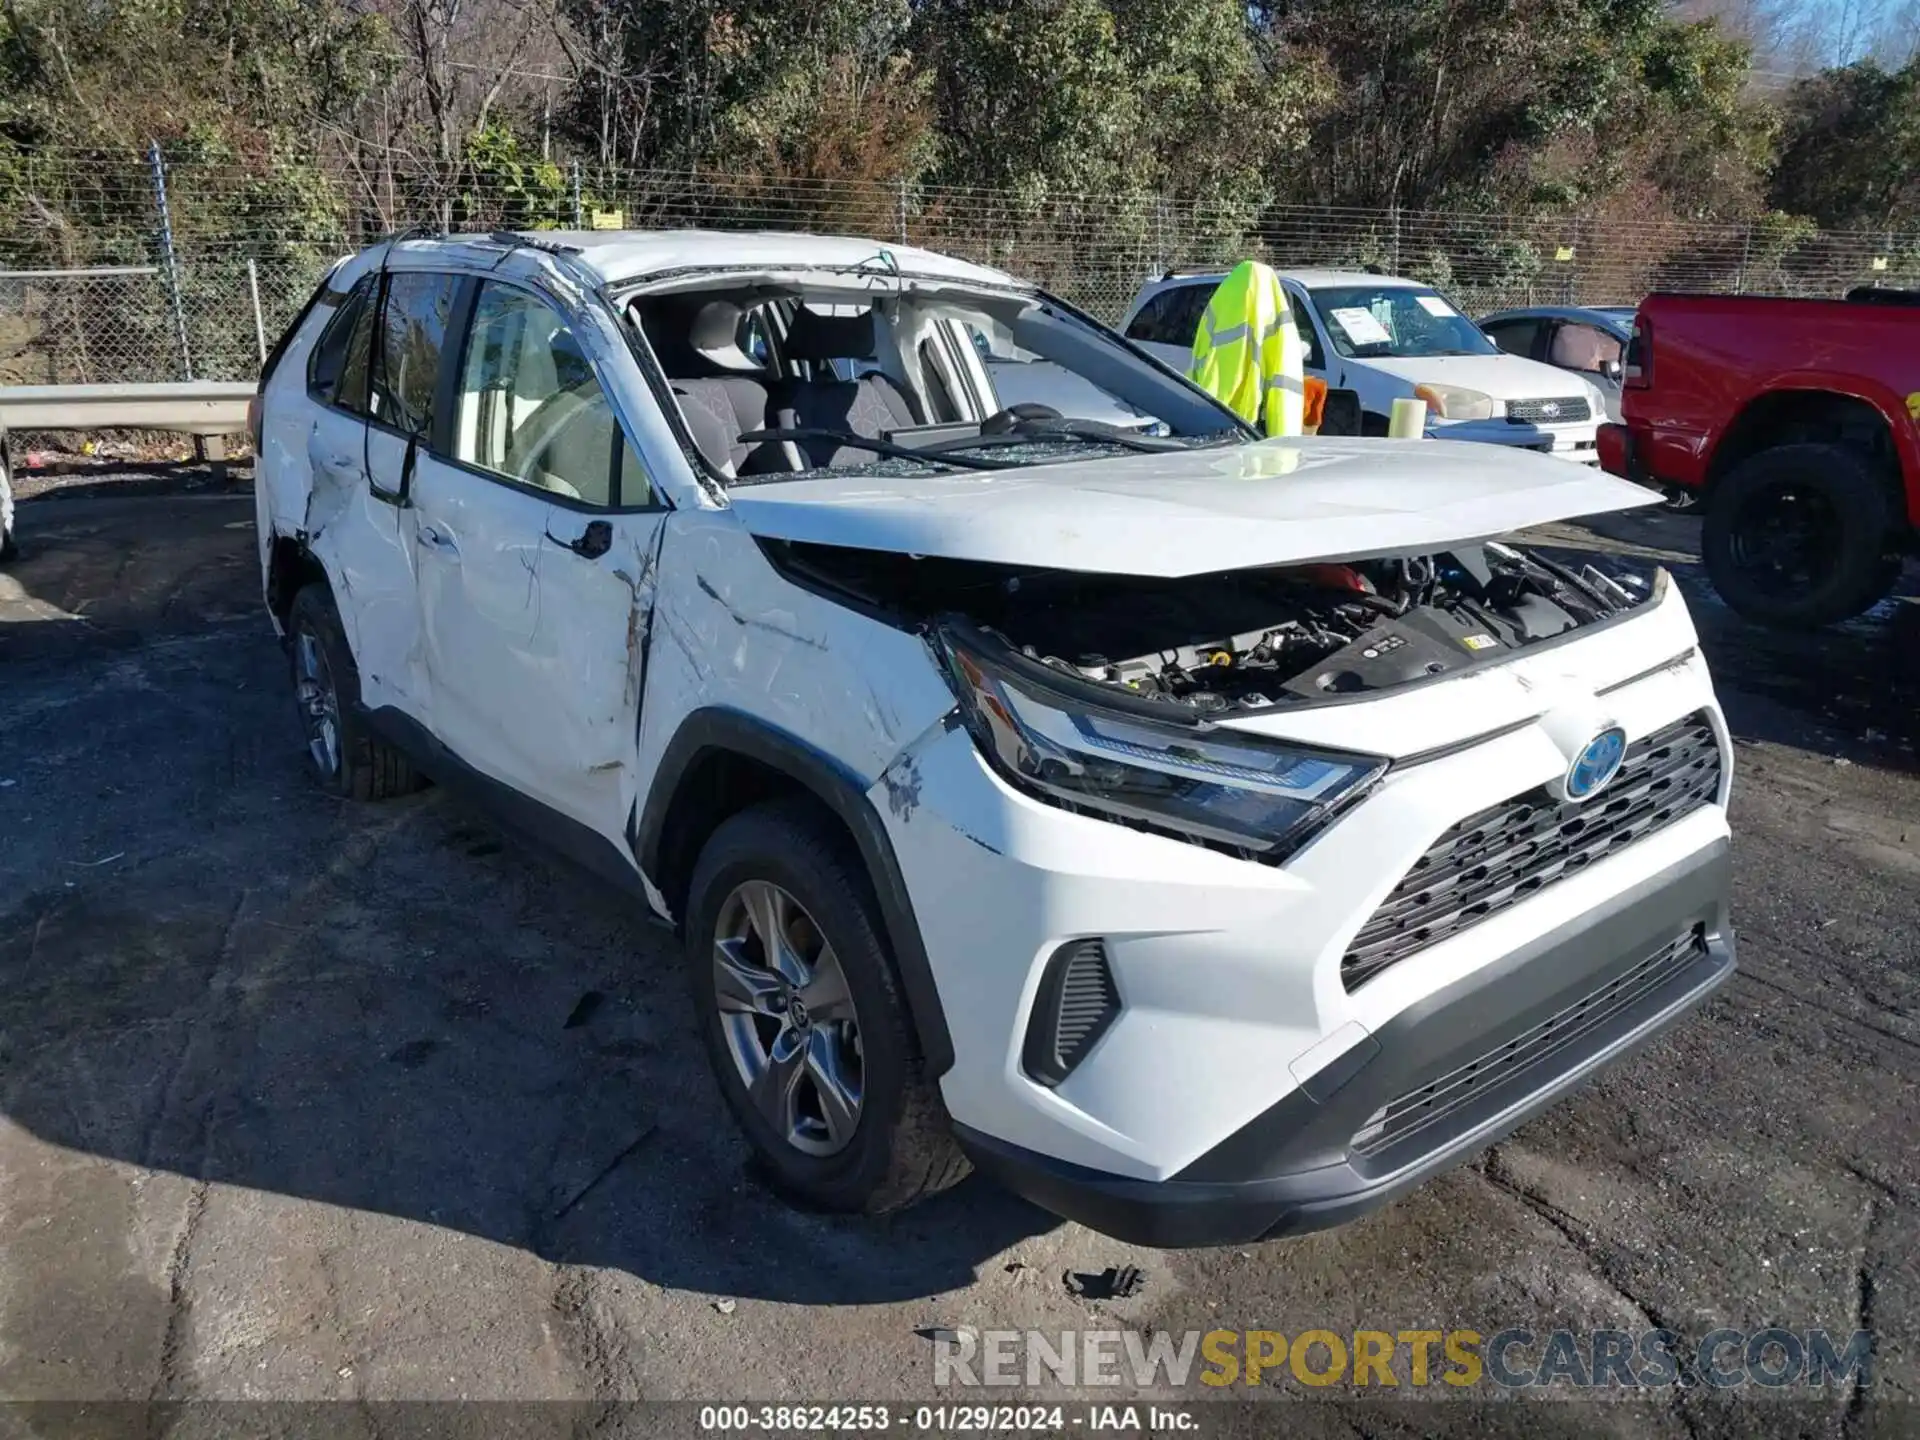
589, 209, 625, 230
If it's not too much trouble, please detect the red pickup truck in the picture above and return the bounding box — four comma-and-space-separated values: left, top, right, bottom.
1597, 290, 1920, 628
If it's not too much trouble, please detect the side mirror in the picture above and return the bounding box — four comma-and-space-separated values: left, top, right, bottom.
1601, 358, 1624, 383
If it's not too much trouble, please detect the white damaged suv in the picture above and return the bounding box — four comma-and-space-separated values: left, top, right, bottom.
253, 229, 1734, 1246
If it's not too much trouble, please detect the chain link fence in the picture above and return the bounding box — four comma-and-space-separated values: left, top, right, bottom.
5, 147, 1919, 386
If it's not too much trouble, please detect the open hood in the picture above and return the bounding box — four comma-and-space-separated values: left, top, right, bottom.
726, 436, 1653, 577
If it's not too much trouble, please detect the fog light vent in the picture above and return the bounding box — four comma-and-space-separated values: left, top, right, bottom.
1023, 939, 1121, 1087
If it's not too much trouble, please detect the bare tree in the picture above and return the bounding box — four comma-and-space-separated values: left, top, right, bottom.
331, 0, 565, 227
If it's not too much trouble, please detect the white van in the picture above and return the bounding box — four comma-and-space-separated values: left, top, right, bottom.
1123, 269, 1607, 463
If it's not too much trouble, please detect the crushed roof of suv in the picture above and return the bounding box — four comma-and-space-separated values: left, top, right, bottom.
439, 229, 1024, 289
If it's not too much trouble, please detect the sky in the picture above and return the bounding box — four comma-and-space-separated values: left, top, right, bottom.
1682, 0, 1920, 74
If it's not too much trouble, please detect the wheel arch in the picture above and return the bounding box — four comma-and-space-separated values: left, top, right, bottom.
1705, 387, 1912, 529
266, 532, 331, 630
637, 708, 955, 1077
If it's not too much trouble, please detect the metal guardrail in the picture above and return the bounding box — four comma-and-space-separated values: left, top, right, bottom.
0, 380, 253, 436
0, 383, 255, 549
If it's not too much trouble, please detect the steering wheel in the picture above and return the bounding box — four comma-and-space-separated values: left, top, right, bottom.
979, 402, 1063, 435
507, 388, 600, 494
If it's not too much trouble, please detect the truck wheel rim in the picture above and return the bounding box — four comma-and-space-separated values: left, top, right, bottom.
712, 879, 864, 1158
294, 630, 342, 779
1728, 484, 1838, 595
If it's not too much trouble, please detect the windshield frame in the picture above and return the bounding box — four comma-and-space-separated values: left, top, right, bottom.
611, 264, 1258, 489
1308, 283, 1499, 361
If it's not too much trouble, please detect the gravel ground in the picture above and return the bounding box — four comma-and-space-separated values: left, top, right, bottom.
1, 470, 1918, 1436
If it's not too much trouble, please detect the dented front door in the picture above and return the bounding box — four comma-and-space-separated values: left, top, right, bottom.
410, 276, 667, 850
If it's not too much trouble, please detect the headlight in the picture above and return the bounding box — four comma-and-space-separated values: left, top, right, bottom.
939, 629, 1389, 860
1414, 384, 1497, 421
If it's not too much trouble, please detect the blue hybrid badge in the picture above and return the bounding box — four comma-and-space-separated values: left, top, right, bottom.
1565, 726, 1628, 802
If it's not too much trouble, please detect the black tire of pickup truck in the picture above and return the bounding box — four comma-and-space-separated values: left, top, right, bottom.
1703, 443, 1903, 629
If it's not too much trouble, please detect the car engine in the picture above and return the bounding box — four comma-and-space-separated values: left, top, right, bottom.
1016, 549, 1646, 710
768, 540, 1650, 712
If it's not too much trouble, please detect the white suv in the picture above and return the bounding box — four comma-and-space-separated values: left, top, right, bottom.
253, 229, 1734, 1246
1124, 269, 1608, 464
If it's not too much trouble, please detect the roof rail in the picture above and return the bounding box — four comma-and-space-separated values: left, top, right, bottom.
487, 230, 585, 257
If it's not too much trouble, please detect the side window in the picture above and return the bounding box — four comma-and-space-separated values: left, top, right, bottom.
1125, 284, 1211, 346
370, 271, 461, 437
1123, 290, 1172, 342
740, 309, 773, 367
306, 277, 371, 406
1286, 290, 1324, 371
918, 338, 960, 422
453, 281, 653, 509
335, 288, 379, 416
1485, 318, 1542, 359
1548, 322, 1623, 374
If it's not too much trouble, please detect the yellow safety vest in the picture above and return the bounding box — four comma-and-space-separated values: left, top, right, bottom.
1188, 261, 1306, 437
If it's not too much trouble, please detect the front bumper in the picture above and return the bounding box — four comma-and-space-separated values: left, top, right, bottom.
1430, 416, 1601, 464
955, 839, 1733, 1248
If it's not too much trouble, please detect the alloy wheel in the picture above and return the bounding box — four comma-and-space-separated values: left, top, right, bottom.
294, 628, 343, 780
712, 878, 865, 1157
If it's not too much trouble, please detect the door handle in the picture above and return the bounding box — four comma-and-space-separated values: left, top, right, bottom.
418, 524, 459, 556
546, 518, 612, 560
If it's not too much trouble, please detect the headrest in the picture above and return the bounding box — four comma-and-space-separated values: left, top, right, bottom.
690, 300, 743, 351
784, 306, 877, 361
688, 300, 761, 373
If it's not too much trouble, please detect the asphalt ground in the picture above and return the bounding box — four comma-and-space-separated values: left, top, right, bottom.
2, 466, 1918, 1437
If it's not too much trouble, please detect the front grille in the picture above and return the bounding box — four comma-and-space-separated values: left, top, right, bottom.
1350, 926, 1709, 1159
1342, 713, 1722, 991
1508, 395, 1591, 425
1022, 939, 1121, 1087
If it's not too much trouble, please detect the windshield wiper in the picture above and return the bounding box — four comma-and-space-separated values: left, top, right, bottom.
733, 427, 1022, 472
923, 417, 1190, 456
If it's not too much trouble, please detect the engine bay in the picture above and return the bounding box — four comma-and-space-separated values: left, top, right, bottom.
768, 539, 1652, 712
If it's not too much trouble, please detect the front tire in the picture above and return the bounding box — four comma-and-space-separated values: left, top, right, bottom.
286, 584, 420, 800
685, 798, 967, 1215
1702, 443, 1902, 628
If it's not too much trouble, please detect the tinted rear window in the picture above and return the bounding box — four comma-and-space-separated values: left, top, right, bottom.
262, 274, 341, 391
306, 276, 374, 404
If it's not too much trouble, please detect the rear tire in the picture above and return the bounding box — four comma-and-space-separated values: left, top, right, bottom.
287, 584, 420, 800
0, 462, 15, 562
1702, 443, 1902, 628
685, 798, 967, 1215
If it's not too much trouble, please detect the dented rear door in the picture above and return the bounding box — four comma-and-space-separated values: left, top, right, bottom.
300, 271, 430, 720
